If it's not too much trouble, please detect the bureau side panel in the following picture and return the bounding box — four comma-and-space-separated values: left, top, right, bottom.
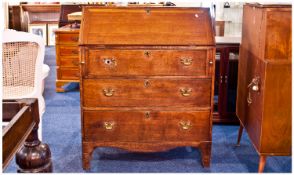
260, 61, 291, 155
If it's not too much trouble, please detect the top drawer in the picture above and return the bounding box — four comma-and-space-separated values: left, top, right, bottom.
83, 49, 213, 77
55, 33, 79, 45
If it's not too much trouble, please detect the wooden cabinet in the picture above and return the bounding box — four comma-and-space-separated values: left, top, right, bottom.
55, 27, 80, 92
79, 7, 215, 170
236, 3, 291, 172
213, 39, 240, 124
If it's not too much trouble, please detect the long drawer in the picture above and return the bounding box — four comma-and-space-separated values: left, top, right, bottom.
55, 33, 79, 44
84, 49, 211, 77
57, 68, 80, 80
83, 110, 211, 142
82, 78, 211, 107
57, 45, 79, 56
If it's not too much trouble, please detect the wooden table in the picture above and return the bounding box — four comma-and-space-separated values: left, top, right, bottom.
2, 99, 53, 173
213, 36, 241, 124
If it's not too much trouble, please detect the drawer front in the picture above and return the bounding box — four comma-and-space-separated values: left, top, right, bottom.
85, 49, 210, 77
83, 110, 210, 142
57, 68, 80, 80
82, 78, 211, 108
58, 46, 79, 56
59, 58, 80, 68
56, 33, 79, 44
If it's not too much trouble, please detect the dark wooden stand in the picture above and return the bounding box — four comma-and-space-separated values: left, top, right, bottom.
213, 42, 240, 124
2, 99, 53, 173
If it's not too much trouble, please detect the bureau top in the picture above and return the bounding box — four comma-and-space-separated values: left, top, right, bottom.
79, 7, 215, 46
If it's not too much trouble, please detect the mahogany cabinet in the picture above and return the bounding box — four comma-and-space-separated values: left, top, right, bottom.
236, 3, 291, 172
79, 7, 215, 170
213, 41, 240, 124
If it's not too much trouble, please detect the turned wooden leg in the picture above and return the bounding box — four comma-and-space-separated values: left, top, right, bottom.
16, 127, 53, 173
56, 81, 67, 92
199, 142, 212, 167
236, 125, 244, 146
258, 155, 267, 173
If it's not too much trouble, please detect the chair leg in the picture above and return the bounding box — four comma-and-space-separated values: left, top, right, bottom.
236, 125, 243, 146
258, 155, 267, 173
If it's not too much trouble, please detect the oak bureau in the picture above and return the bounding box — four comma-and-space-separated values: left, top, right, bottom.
79, 7, 215, 170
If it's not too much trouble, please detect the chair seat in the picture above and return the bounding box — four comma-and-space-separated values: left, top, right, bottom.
3, 86, 34, 99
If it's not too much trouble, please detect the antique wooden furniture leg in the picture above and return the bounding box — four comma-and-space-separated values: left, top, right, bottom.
258, 155, 267, 173
199, 142, 212, 167
55, 81, 67, 92
236, 125, 243, 146
15, 99, 53, 173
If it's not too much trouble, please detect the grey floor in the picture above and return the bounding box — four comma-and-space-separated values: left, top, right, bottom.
4, 47, 292, 173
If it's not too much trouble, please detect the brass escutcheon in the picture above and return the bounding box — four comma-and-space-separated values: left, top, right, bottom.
103, 88, 115, 97
103, 58, 116, 67
103, 121, 115, 130
144, 51, 151, 57
180, 88, 192, 97
145, 111, 150, 119
144, 80, 150, 87
179, 120, 192, 130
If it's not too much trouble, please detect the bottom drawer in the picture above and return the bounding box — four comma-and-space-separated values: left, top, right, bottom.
57, 68, 79, 80
83, 110, 211, 142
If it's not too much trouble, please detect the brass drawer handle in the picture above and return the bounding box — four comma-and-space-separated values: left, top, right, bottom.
179, 120, 192, 130
180, 58, 193, 66
144, 51, 151, 57
103, 88, 115, 97
180, 88, 192, 97
70, 36, 79, 42
71, 50, 79, 54
103, 121, 115, 130
247, 77, 260, 105
72, 60, 80, 66
103, 58, 116, 67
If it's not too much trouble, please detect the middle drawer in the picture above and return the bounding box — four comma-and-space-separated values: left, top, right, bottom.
82, 78, 211, 108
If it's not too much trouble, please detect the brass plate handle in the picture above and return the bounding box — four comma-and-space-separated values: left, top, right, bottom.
180, 88, 192, 97
103, 88, 115, 97
103, 121, 115, 130
144, 51, 151, 57
180, 58, 193, 66
103, 58, 116, 67
247, 77, 260, 105
71, 50, 79, 54
179, 120, 192, 130
70, 36, 79, 42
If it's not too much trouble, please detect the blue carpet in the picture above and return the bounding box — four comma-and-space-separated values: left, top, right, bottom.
4, 46, 292, 173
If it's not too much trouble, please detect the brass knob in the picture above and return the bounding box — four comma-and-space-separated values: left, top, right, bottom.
103, 88, 114, 97
180, 58, 193, 66
209, 60, 213, 65
103, 121, 115, 130
252, 85, 259, 91
180, 88, 192, 97
179, 120, 192, 130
